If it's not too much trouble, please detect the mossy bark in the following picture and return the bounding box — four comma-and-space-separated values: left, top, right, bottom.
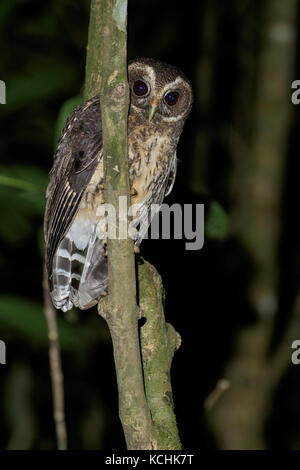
84, 0, 103, 101
139, 260, 182, 450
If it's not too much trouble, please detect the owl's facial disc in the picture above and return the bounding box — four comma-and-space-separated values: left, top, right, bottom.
128, 59, 193, 122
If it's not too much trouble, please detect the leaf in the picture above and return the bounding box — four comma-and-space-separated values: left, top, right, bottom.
0, 165, 48, 243
205, 201, 229, 240
0, 295, 79, 351
0, 175, 38, 193
4, 60, 80, 112
0, 165, 48, 192
16, 191, 45, 217
0, 188, 33, 243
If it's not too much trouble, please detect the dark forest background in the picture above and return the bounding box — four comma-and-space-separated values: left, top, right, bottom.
1, 0, 300, 450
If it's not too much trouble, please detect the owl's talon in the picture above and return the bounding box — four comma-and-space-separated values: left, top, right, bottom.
130, 187, 138, 197
134, 245, 140, 254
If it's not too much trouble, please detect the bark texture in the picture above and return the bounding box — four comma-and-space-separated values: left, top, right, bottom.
139, 260, 182, 450
86, 0, 154, 450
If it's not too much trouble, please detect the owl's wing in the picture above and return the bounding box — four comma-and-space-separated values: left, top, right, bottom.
165, 151, 177, 197
44, 95, 102, 276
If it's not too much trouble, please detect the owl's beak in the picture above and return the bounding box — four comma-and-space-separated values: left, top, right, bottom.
148, 98, 158, 122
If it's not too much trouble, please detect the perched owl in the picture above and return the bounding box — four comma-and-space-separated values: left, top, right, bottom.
44, 58, 193, 312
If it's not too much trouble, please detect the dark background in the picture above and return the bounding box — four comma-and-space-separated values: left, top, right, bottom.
0, 0, 300, 450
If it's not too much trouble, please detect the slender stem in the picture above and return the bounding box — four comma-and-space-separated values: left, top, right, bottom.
138, 260, 182, 450
43, 268, 67, 450
104, 301, 154, 449
85, 0, 155, 449
84, 0, 103, 100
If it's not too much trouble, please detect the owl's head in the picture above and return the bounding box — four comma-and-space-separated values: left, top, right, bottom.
128, 58, 193, 123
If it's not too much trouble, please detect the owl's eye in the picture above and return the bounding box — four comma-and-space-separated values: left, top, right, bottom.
133, 80, 148, 96
165, 91, 179, 106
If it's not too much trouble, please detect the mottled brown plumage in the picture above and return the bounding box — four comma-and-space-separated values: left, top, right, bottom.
44, 58, 193, 311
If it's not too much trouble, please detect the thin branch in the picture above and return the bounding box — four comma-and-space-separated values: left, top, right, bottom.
204, 379, 230, 412
43, 268, 67, 450
138, 260, 182, 450
85, 0, 155, 449
84, 0, 103, 100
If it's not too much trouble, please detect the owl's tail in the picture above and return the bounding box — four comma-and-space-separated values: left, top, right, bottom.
50, 218, 108, 312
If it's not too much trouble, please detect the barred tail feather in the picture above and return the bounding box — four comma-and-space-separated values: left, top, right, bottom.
50, 219, 108, 312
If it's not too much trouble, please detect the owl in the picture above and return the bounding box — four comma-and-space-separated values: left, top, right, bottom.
44, 58, 193, 312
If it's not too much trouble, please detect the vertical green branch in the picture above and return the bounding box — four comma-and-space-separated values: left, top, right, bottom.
85, 0, 154, 450
84, 0, 103, 100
